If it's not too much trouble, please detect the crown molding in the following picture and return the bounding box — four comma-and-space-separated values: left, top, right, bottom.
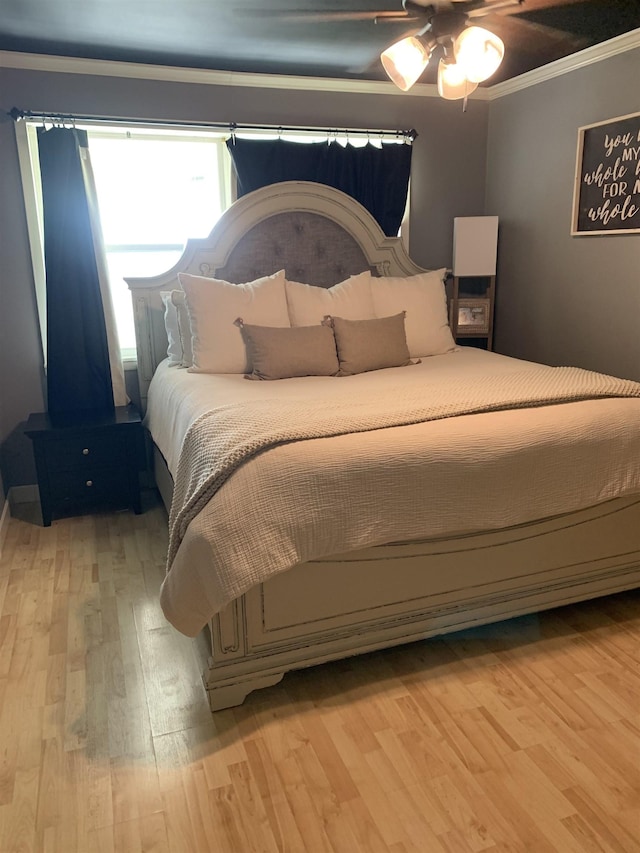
0, 50, 429, 97
3, 27, 637, 103
488, 28, 640, 100
0, 50, 492, 100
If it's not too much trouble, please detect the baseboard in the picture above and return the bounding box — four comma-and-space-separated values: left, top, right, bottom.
0, 496, 10, 558
1, 486, 40, 557
8, 484, 39, 505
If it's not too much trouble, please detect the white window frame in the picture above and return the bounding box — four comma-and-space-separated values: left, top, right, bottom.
15, 121, 47, 362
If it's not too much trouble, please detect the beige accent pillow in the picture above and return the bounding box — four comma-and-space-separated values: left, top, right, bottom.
238, 321, 339, 380
285, 271, 374, 327
179, 270, 289, 373
369, 269, 455, 358
326, 312, 411, 376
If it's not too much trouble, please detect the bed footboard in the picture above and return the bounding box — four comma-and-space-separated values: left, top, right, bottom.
196, 496, 640, 711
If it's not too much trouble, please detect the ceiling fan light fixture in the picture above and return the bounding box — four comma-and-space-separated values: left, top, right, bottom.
453, 26, 504, 83
437, 59, 478, 100
381, 36, 431, 92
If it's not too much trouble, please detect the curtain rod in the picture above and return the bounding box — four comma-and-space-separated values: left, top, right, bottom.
8, 108, 417, 142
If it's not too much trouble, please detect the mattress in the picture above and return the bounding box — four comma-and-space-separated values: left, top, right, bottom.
144, 347, 640, 635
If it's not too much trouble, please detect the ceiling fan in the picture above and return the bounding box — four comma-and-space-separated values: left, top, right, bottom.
370, 0, 504, 100
378, 0, 516, 98
264, 0, 589, 100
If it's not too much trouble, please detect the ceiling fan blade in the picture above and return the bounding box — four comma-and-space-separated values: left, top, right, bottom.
482, 12, 590, 55
467, 1, 524, 18
499, 0, 586, 12
240, 10, 401, 22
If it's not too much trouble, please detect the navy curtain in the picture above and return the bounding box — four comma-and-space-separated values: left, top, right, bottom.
226, 138, 412, 237
37, 127, 114, 415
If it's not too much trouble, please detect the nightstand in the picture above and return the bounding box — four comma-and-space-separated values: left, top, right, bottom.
25, 405, 144, 526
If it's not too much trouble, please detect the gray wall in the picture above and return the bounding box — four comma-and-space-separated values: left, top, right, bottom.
486, 47, 640, 381
0, 107, 47, 494
0, 67, 489, 490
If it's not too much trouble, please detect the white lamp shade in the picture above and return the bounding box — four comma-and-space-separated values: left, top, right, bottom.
453, 216, 499, 276
437, 59, 479, 100
381, 36, 431, 91
454, 26, 504, 83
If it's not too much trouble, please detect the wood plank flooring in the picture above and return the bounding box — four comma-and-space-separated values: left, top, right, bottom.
0, 493, 638, 852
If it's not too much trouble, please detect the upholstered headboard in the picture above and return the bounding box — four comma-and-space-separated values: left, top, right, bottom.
126, 180, 429, 406
215, 211, 373, 286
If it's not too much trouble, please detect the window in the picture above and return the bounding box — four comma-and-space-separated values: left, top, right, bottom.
16, 122, 232, 363
16, 120, 410, 364
87, 128, 232, 359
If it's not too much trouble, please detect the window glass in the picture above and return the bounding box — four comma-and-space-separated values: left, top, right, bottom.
87, 130, 230, 358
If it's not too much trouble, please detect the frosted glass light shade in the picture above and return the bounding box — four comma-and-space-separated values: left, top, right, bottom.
437, 59, 479, 100
381, 37, 431, 91
454, 26, 504, 83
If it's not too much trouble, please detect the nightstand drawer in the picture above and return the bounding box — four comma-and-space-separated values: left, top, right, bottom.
46, 433, 126, 473
49, 467, 130, 507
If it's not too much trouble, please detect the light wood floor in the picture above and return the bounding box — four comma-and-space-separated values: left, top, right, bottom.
0, 493, 639, 853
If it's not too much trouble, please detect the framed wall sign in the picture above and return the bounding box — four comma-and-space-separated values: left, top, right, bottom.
571, 111, 640, 236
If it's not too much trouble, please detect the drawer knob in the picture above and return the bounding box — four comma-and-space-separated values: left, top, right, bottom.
85, 480, 93, 488
82, 448, 90, 455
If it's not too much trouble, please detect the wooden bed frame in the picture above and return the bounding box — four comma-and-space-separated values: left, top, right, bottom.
127, 181, 640, 712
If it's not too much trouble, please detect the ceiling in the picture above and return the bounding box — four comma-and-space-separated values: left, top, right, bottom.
1, 0, 639, 87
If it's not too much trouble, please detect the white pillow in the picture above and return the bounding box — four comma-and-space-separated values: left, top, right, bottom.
172, 290, 193, 368
285, 271, 374, 327
369, 269, 455, 358
179, 270, 289, 373
161, 291, 182, 366
159, 291, 193, 367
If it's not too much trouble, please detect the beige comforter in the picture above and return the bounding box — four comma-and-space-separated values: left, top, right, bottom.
147, 350, 640, 636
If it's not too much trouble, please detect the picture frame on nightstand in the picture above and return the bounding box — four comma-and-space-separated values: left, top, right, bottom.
456, 299, 490, 335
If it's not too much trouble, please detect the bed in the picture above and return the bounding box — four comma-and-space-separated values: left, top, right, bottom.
127, 180, 640, 712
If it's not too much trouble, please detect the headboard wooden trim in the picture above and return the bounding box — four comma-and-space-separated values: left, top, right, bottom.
126, 180, 430, 407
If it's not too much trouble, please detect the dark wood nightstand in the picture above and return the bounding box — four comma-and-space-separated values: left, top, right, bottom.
25, 405, 144, 526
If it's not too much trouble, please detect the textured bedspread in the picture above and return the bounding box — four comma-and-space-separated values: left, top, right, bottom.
153, 353, 640, 636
